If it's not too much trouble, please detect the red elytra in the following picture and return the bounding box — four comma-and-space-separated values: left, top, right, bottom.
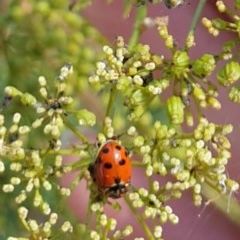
92, 140, 132, 199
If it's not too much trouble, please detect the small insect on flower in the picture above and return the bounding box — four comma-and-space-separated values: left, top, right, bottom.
164, 0, 184, 9
2, 95, 12, 107
89, 140, 132, 199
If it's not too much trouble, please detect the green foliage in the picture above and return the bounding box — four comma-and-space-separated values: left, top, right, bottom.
1, 0, 240, 239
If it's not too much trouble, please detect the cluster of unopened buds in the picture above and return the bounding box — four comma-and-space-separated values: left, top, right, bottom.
201, 1, 240, 104
202, 1, 240, 37
89, 30, 237, 127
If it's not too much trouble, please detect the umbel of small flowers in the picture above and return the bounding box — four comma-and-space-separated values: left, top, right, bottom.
1, 63, 95, 239
87, 29, 239, 238
1, 15, 240, 238
89, 33, 225, 127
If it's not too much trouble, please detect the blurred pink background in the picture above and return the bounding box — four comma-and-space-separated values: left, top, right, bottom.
63, 1, 240, 239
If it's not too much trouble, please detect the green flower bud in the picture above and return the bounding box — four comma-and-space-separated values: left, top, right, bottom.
128, 105, 146, 121
152, 55, 163, 66
229, 86, 240, 103
154, 225, 162, 238
20, 93, 37, 106
212, 18, 227, 30
202, 17, 212, 28
173, 51, 189, 67
213, 135, 231, 149
77, 109, 96, 126
128, 67, 138, 76
116, 76, 131, 90
18, 206, 28, 220
193, 85, 206, 100
166, 35, 174, 49
186, 32, 195, 48
125, 88, 154, 108
217, 61, 240, 87
186, 112, 194, 126
4, 86, 22, 97
207, 96, 221, 109
209, 27, 220, 36
167, 96, 185, 125
133, 136, 145, 147
14, 148, 25, 160
158, 25, 169, 39
175, 169, 190, 182
122, 225, 133, 236
216, 1, 227, 12
172, 51, 190, 78
223, 40, 235, 53
192, 54, 216, 77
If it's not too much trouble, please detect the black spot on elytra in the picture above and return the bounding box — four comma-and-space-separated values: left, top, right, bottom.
115, 145, 121, 151
119, 159, 126, 166
102, 147, 109, 154
104, 162, 112, 169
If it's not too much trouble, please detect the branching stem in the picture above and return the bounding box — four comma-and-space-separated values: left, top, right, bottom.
128, 6, 147, 50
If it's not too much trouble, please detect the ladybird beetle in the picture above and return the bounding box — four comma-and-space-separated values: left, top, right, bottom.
91, 140, 132, 199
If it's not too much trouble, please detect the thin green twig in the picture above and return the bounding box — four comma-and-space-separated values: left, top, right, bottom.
67, 158, 92, 170
84, 200, 93, 238
105, 85, 117, 118
188, 0, 207, 33
125, 196, 155, 240
185, 0, 207, 48
128, 5, 147, 50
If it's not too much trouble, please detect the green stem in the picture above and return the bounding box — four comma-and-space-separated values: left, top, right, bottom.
19, 214, 31, 232
131, 160, 146, 167
128, 6, 147, 50
102, 222, 111, 239
189, 0, 207, 33
69, 171, 84, 191
84, 192, 93, 238
185, 0, 207, 48
105, 85, 117, 118
40, 148, 82, 156
67, 158, 92, 170
202, 182, 240, 225
124, 196, 155, 240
